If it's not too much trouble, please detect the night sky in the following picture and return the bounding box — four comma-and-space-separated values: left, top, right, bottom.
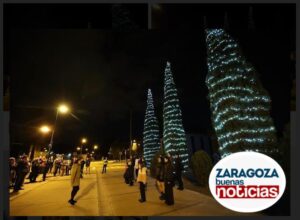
5, 4, 295, 156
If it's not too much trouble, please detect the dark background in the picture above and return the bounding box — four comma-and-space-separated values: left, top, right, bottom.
5, 4, 295, 157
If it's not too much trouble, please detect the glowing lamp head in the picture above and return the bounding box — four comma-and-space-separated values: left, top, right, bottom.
40, 125, 51, 134
82, 138, 87, 144
58, 104, 69, 114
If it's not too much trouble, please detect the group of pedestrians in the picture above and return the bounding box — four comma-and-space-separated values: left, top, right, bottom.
9, 153, 94, 194
123, 152, 184, 206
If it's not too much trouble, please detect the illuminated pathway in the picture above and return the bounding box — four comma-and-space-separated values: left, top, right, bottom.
10, 161, 257, 216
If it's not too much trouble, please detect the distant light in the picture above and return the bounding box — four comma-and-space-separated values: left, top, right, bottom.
82, 138, 87, 144
58, 104, 69, 114
40, 125, 51, 134
68, 153, 71, 157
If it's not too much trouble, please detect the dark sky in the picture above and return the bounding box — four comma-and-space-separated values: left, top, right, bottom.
5, 4, 295, 156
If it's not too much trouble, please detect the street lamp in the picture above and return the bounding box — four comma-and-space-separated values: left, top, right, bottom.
48, 104, 70, 156
132, 140, 137, 151
76, 147, 81, 151
58, 105, 69, 114
80, 138, 87, 155
94, 145, 98, 150
40, 125, 51, 134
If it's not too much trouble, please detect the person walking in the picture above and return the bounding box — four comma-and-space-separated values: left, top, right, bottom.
137, 159, 147, 203
102, 157, 108, 174
69, 157, 82, 205
156, 155, 165, 200
163, 155, 175, 205
174, 154, 184, 190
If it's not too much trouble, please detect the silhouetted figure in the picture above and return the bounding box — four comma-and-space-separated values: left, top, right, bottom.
80, 159, 85, 178
163, 155, 175, 205
156, 155, 165, 200
174, 154, 184, 190
102, 158, 108, 174
14, 155, 30, 191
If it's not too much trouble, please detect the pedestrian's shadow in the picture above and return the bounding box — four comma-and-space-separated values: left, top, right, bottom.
75, 182, 97, 201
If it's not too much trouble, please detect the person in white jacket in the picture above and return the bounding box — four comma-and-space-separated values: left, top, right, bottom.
137, 159, 147, 203
134, 156, 140, 181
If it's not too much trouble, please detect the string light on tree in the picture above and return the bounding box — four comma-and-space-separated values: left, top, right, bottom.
142, 89, 160, 168
163, 61, 189, 171
205, 29, 277, 157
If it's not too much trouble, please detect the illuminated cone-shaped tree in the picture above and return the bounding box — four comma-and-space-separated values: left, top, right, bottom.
163, 62, 189, 171
143, 89, 160, 168
205, 29, 277, 158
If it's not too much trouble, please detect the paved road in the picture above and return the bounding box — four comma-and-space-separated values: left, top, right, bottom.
10, 161, 256, 216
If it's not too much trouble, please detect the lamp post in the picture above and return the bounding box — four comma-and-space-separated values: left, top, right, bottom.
93, 145, 98, 160
48, 104, 69, 157
81, 138, 87, 155
39, 125, 51, 159
132, 139, 137, 152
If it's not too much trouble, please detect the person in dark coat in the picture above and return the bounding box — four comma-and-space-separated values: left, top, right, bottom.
9, 157, 17, 188
102, 157, 108, 174
156, 155, 165, 200
163, 155, 175, 205
28, 158, 39, 183
40, 156, 49, 181
48, 156, 54, 174
85, 157, 91, 174
14, 155, 30, 191
53, 158, 61, 176
80, 159, 85, 178
125, 158, 134, 186
174, 154, 184, 190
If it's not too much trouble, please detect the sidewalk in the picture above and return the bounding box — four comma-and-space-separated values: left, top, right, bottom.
10, 166, 99, 216
96, 161, 259, 216
10, 161, 261, 216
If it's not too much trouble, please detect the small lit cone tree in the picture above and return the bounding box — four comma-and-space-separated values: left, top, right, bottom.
205, 29, 277, 158
163, 62, 189, 171
142, 89, 160, 168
